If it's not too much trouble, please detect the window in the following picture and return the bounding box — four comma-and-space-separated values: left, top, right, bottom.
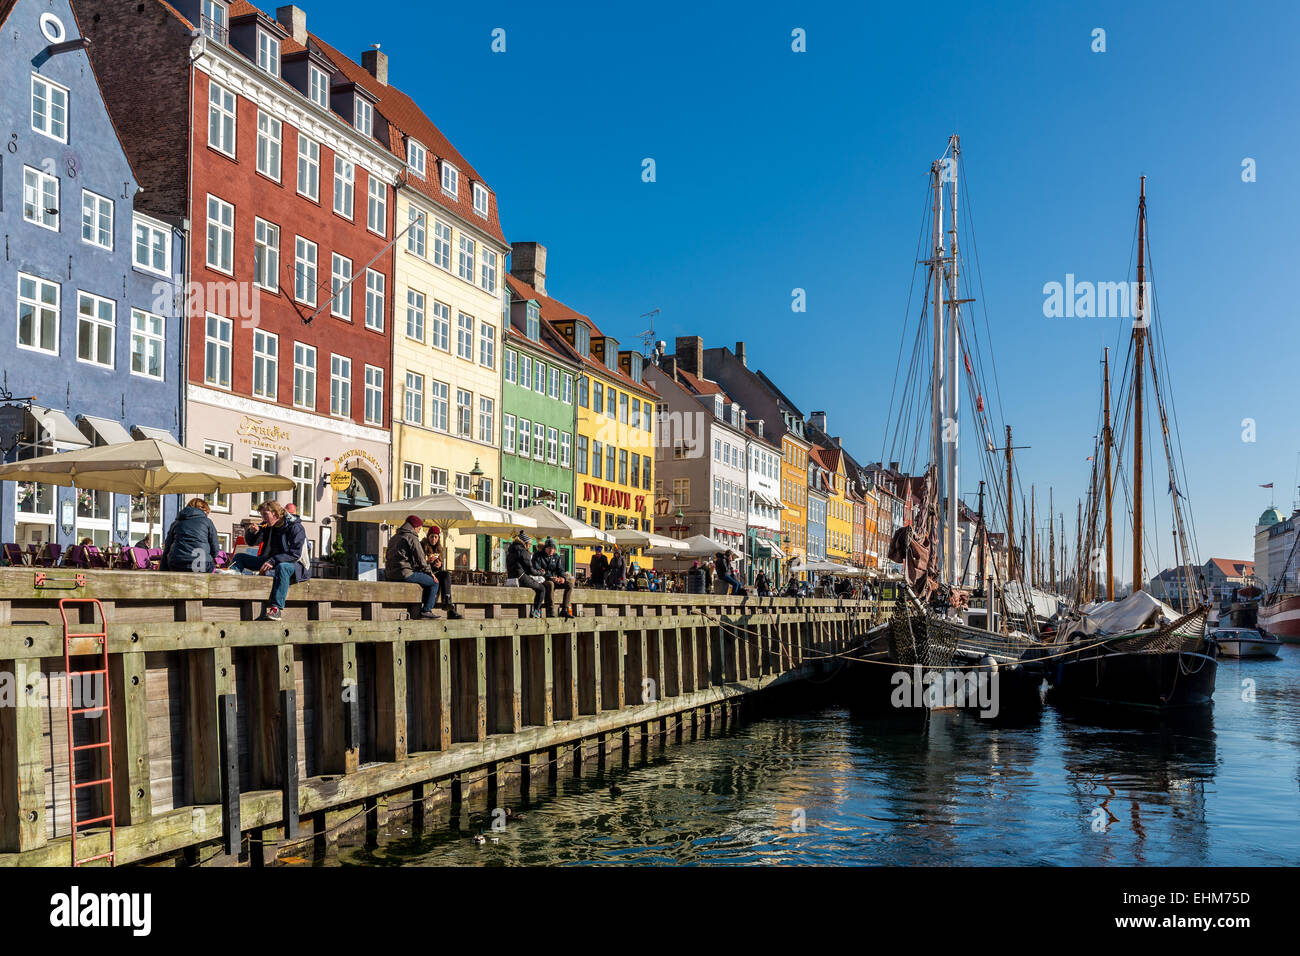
330, 354, 351, 417
562, 374, 573, 404
502, 480, 514, 511
428, 379, 446, 429
133, 216, 170, 275
517, 484, 531, 509
479, 322, 495, 368
405, 289, 425, 341
673, 478, 690, 507
17, 273, 59, 355
22, 166, 58, 230
309, 63, 330, 109
330, 254, 353, 319
473, 182, 489, 217
402, 462, 423, 500
76, 292, 114, 368
606, 445, 616, 480
31, 73, 68, 143
504, 349, 517, 384
254, 218, 280, 290
367, 176, 386, 235
204, 442, 232, 511
632, 398, 641, 430
428, 468, 448, 495
208, 81, 236, 157
630, 453, 639, 488
354, 98, 373, 136
407, 139, 426, 177
549, 367, 559, 399
525, 302, 540, 340
503, 413, 516, 454
534, 361, 545, 394
201, 0, 228, 41
206, 195, 234, 273
478, 397, 494, 444
714, 478, 721, 510
619, 392, 628, 424
81, 190, 113, 250
297, 135, 320, 200
204, 314, 231, 388
432, 219, 452, 270
557, 492, 570, 516
291, 458, 315, 519
714, 438, 721, 461
294, 236, 317, 305
293, 343, 316, 409
441, 161, 458, 198
520, 354, 532, 392
518, 418, 530, 457
252, 329, 278, 399
456, 389, 472, 437
456, 312, 474, 360
257, 30, 280, 75
364, 366, 384, 426
592, 440, 603, 478
480, 249, 497, 294
256, 112, 281, 180
333, 157, 354, 218
618, 449, 628, 485
403, 372, 424, 425
130, 310, 165, 380
560, 433, 571, 469
430, 301, 450, 351
593, 382, 603, 417
575, 323, 591, 357
406, 206, 426, 257
547, 427, 558, 464
576, 435, 588, 475
606, 387, 616, 419
457, 236, 475, 282
578, 376, 589, 407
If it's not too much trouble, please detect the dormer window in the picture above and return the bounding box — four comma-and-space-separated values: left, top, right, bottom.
354, 98, 373, 136
202, 0, 228, 42
714, 395, 724, 419
603, 337, 618, 372
575, 323, 590, 357
407, 139, 426, 178
629, 352, 643, 384
473, 183, 489, 217
441, 161, 459, 199
257, 30, 280, 77
525, 303, 540, 341
308, 64, 330, 109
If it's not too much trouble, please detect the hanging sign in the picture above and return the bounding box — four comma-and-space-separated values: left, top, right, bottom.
329, 470, 353, 493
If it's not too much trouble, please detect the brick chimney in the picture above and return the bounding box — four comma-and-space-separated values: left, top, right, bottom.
362, 45, 388, 86
735, 341, 747, 367
511, 242, 547, 295
275, 6, 307, 45
660, 354, 678, 378
675, 336, 703, 376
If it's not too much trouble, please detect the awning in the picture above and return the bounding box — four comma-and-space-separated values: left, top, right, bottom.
750, 490, 784, 510
767, 539, 786, 559
28, 405, 91, 449
79, 415, 133, 446
132, 425, 179, 444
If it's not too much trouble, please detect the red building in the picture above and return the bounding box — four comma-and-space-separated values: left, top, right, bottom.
83, 1, 403, 566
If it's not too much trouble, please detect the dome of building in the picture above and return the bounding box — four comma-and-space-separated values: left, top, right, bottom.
1258, 506, 1286, 528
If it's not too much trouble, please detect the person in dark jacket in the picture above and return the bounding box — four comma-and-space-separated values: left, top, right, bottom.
507, 530, 545, 617
419, 524, 461, 619
605, 547, 626, 590
231, 500, 311, 620
535, 537, 574, 618
588, 546, 609, 590
754, 570, 772, 596
385, 515, 440, 618
163, 498, 221, 573
715, 551, 743, 595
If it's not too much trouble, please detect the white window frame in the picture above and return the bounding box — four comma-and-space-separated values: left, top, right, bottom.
294, 236, 317, 306
403, 372, 424, 426
297, 135, 320, 201
204, 313, 232, 389
256, 29, 280, 76
562, 373, 573, 404
478, 396, 494, 444
309, 63, 330, 109
441, 161, 459, 199
456, 389, 473, 438
293, 342, 317, 410
407, 138, 426, 177
503, 413, 516, 454
333, 156, 354, 219
430, 380, 448, 432
133, 215, 171, 276
480, 248, 497, 293
478, 322, 495, 368
402, 462, 423, 500
252, 328, 278, 400
254, 218, 280, 291
547, 427, 558, 465
533, 422, 545, 462
23, 166, 59, 231
354, 97, 373, 136
430, 300, 450, 352
256, 111, 282, 181
291, 458, 315, 520
457, 236, 475, 283
518, 419, 531, 458
16, 273, 60, 356
31, 73, 69, 143
330, 253, 353, 320
473, 182, 489, 217
204, 440, 232, 511
560, 432, 571, 469
406, 205, 426, 257
206, 194, 234, 275
405, 288, 425, 342
364, 365, 384, 426
76, 291, 115, 369
330, 354, 351, 418
504, 349, 517, 384
80, 189, 113, 250
367, 174, 387, 236
208, 80, 236, 158
432, 219, 452, 270
129, 309, 166, 381
456, 312, 474, 361
365, 269, 385, 331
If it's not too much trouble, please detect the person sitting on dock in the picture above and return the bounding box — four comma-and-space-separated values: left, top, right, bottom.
507, 530, 546, 618
162, 497, 220, 573
232, 500, 311, 621
385, 515, 441, 619
536, 537, 575, 619
420, 525, 462, 620
714, 551, 743, 595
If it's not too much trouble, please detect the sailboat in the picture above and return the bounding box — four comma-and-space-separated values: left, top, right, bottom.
847, 135, 1046, 714
1046, 178, 1218, 711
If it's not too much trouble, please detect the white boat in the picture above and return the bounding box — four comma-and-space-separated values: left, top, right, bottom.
1211, 627, 1281, 659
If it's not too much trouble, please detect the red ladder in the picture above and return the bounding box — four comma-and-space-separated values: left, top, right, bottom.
59, 598, 116, 866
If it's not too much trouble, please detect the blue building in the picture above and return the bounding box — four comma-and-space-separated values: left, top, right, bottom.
1, 0, 183, 552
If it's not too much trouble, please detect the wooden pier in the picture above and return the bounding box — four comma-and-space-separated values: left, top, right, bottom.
0, 571, 879, 866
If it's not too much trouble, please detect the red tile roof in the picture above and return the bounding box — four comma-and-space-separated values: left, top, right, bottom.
676, 368, 722, 396
1209, 558, 1254, 578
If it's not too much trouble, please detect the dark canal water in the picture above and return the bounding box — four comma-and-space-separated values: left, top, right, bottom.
318, 647, 1300, 867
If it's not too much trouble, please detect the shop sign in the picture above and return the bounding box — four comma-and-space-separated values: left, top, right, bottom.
236, 415, 291, 452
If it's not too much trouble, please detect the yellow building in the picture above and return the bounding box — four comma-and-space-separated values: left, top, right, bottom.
384, 100, 510, 569
508, 248, 657, 574
816, 445, 853, 564
780, 425, 811, 570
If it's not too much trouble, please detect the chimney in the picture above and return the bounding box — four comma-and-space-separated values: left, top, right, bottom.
511, 242, 547, 295
889, 461, 900, 472
661, 354, 678, 378
810, 410, 827, 433
735, 341, 747, 367
362, 45, 388, 86
675, 336, 703, 376
276, 5, 307, 46
833, 436, 842, 447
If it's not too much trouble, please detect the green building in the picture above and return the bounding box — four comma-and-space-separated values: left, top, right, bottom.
501, 273, 581, 570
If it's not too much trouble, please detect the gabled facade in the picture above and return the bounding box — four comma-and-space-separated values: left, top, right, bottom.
745, 422, 783, 585
1, 0, 184, 550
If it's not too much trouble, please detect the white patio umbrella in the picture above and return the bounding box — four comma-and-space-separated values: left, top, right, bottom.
516, 504, 613, 546
790, 557, 845, 574
608, 527, 688, 551
647, 533, 738, 558
344, 492, 538, 535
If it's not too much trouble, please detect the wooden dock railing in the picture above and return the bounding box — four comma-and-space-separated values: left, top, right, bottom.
0, 569, 880, 865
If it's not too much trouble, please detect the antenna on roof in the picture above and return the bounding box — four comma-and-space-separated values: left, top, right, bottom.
637, 309, 660, 357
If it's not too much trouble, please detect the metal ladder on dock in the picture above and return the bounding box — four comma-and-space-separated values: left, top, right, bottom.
59, 598, 116, 867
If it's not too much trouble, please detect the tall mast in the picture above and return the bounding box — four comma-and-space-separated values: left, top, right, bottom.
1030, 485, 1036, 589
1103, 347, 1114, 600
930, 156, 946, 583
976, 479, 986, 590
1048, 487, 1055, 592
944, 135, 961, 588
1005, 425, 1015, 581
1132, 176, 1147, 594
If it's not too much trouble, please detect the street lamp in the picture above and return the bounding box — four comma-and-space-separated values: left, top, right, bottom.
470, 458, 485, 501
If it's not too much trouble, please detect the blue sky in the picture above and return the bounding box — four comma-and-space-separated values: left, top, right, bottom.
307, 0, 1297, 568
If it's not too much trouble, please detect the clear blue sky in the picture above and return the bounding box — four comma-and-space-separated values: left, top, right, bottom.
304, 0, 1298, 568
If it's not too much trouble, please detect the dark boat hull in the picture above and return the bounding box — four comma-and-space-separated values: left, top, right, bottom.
1048, 646, 1217, 711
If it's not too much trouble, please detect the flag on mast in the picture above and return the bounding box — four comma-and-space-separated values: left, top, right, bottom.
1260, 483, 1274, 489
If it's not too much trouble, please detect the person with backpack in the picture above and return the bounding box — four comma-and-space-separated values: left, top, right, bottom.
232, 499, 311, 620
162, 498, 221, 573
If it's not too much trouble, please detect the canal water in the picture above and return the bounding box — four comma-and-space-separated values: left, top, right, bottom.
318, 648, 1299, 866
